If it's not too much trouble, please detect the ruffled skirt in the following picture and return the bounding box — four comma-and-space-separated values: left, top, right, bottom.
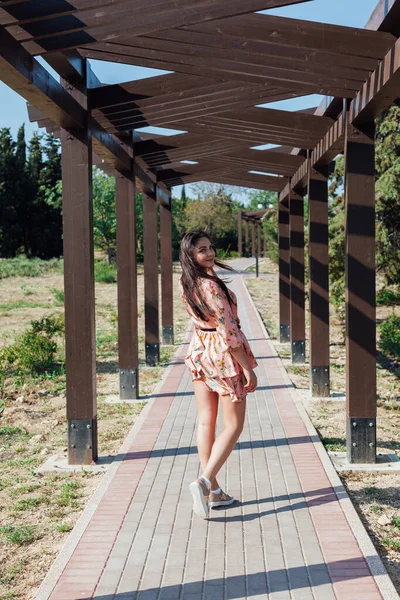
185, 329, 257, 402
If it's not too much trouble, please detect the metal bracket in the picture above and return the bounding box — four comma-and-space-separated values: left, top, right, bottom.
291, 340, 305, 364
311, 366, 330, 397
280, 324, 290, 344
162, 326, 174, 346
68, 418, 98, 465
146, 343, 160, 367
346, 418, 376, 464
119, 368, 138, 400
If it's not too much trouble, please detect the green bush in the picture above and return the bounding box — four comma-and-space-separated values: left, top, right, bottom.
379, 315, 400, 358
377, 289, 400, 306
0, 316, 65, 375
94, 260, 116, 284
330, 280, 345, 307
0, 256, 63, 279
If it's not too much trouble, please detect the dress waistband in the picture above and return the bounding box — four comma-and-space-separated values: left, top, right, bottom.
198, 327, 217, 332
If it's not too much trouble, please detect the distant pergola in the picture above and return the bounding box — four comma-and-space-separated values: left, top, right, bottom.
0, 0, 399, 465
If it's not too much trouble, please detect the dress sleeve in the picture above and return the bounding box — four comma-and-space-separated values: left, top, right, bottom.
202, 279, 242, 350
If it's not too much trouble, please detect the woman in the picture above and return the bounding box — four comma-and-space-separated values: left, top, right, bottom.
179, 230, 258, 519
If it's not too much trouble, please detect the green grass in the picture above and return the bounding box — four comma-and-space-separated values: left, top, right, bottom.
56, 523, 72, 533
0, 426, 26, 436
0, 300, 50, 311
8, 484, 40, 497
288, 365, 308, 376
0, 525, 36, 545
370, 503, 383, 514
321, 437, 346, 452
56, 481, 82, 507
363, 485, 385, 500
94, 261, 117, 283
51, 288, 65, 306
393, 517, 400, 528
13, 497, 43, 512
377, 289, 400, 306
383, 538, 400, 551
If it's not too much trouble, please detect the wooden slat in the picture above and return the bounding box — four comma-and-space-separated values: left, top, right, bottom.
79, 45, 357, 98
189, 13, 396, 60
16, 0, 312, 54
350, 36, 400, 125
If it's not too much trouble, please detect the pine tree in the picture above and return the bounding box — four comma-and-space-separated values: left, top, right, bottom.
15, 125, 28, 254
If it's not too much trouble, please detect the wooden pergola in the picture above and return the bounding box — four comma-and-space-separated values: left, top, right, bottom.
1, 0, 399, 465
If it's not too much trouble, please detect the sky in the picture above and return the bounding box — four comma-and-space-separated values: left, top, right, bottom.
0, 0, 380, 200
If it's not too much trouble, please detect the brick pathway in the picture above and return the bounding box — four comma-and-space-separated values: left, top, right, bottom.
35, 267, 396, 600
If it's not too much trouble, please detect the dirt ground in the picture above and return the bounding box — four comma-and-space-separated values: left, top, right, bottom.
246, 257, 400, 593
0, 265, 188, 600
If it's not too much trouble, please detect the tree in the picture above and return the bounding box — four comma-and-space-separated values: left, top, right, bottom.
375, 106, 400, 287
0, 128, 20, 256
15, 125, 28, 254
183, 187, 238, 252
92, 169, 117, 264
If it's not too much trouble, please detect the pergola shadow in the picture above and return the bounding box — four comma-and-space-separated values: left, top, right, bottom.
93, 557, 376, 599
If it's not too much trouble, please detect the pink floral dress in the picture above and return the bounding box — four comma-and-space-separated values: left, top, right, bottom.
180, 277, 257, 402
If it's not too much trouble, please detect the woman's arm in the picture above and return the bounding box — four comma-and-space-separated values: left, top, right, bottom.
230, 345, 257, 393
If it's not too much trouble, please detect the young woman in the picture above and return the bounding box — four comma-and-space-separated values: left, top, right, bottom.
179, 230, 258, 518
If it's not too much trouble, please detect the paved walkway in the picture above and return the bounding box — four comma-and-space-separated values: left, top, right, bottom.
34, 263, 397, 600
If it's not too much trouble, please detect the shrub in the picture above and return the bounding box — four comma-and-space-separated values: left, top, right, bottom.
0, 315, 65, 375
0, 256, 63, 279
94, 260, 116, 283
379, 315, 400, 358
377, 289, 400, 306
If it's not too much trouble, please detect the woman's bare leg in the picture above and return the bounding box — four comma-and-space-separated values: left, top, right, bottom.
202, 394, 246, 483
193, 380, 219, 490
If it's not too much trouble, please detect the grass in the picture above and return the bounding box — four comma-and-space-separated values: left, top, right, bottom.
56, 481, 82, 507
51, 288, 65, 306
383, 539, 400, 552
94, 261, 117, 283
320, 437, 346, 452
55, 523, 72, 533
0, 300, 51, 312
0, 525, 36, 545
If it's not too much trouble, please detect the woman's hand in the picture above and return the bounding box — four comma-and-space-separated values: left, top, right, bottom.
243, 368, 257, 393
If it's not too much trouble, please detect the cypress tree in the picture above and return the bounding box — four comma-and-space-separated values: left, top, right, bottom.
0, 128, 20, 256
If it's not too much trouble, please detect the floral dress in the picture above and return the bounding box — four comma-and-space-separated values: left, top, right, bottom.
180, 277, 257, 402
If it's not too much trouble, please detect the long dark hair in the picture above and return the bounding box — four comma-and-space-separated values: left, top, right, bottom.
180, 230, 235, 321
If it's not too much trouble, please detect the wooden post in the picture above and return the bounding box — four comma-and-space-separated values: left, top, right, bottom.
143, 186, 160, 366
244, 219, 249, 257
308, 162, 330, 397
238, 210, 243, 257
289, 188, 306, 363
116, 168, 138, 400
160, 190, 174, 345
263, 232, 267, 257
61, 59, 97, 465
251, 222, 256, 257
278, 199, 290, 343
344, 117, 376, 463
257, 222, 262, 257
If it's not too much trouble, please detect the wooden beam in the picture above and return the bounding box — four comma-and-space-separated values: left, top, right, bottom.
278, 196, 290, 342
0, 24, 85, 129
143, 188, 160, 366
308, 162, 330, 397
61, 63, 97, 465
116, 169, 139, 400
17, 0, 312, 54
350, 37, 400, 125
344, 116, 377, 463
160, 193, 174, 345
289, 188, 306, 364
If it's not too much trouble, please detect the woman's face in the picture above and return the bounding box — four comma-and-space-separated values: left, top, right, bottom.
192, 236, 215, 270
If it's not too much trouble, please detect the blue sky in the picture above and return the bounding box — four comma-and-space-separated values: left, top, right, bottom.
0, 0, 380, 198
